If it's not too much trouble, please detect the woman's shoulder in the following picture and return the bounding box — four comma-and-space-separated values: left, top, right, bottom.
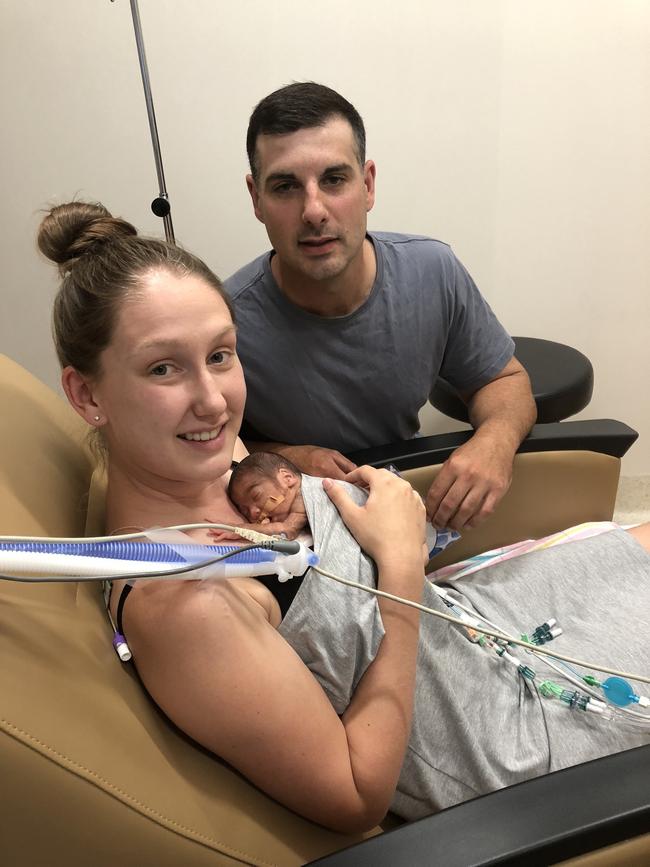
122, 575, 282, 651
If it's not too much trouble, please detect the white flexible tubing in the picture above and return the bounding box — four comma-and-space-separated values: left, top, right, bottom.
432, 582, 650, 717
313, 566, 650, 685
428, 582, 507, 635
535, 654, 650, 722
0, 550, 279, 580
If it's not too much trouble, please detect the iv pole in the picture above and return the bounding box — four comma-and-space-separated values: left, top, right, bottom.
112, 0, 175, 243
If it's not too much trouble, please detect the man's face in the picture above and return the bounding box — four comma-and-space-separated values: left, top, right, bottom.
246, 116, 376, 287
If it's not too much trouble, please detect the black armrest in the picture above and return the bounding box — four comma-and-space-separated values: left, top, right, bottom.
308, 745, 650, 867
346, 419, 638, 472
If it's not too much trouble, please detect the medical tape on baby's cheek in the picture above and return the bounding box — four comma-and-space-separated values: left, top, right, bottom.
259, 493, 285, 520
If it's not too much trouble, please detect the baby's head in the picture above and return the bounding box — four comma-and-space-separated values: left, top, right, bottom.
228, 453, 302, 522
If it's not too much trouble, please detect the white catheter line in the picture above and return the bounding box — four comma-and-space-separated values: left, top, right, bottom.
312, 565, 650, 686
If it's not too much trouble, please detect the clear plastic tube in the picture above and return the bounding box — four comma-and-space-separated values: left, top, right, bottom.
0, 540, 268, 563
0, 540, 318, 583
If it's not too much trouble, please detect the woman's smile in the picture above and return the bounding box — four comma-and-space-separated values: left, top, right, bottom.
178, 427, 221, 442
177, 425, 227, 449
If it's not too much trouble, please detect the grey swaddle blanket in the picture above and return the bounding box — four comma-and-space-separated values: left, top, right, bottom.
279, 475, 650, 819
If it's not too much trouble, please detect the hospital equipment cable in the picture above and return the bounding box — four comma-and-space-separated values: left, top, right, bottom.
0, 543, 261, 583
528, 654, 650, 724
425, 582, 650, 721
311, 564, 650, 688
313, 565, 650, 732
1, 526, 649, 722
0, 526, 315, 584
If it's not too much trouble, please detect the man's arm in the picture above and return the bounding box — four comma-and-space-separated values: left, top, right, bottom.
245, 439, 357, 479
425, 357, 536, 530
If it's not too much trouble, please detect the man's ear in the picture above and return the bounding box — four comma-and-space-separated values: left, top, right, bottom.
61, 366, 105, 428
246, 174, 265, 224
364, 160, 376, 212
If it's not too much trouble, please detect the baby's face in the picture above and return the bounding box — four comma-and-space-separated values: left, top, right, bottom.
231, 472, 294, 522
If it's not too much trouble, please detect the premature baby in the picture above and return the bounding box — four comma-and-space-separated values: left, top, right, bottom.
208, 453, 459, 564
208, 452, 309, 542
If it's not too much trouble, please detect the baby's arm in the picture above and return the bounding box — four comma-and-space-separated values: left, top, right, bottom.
206, 512, 308, 542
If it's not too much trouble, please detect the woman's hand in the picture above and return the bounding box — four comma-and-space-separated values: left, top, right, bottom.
323, 466, 425, 566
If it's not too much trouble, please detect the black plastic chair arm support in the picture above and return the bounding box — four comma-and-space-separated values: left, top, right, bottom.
346, 419, 638, 472
308, 744, 650, 867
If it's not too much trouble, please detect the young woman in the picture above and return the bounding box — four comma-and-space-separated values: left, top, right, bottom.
39, 201, 650, 833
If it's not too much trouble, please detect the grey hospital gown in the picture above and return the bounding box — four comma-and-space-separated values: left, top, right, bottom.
278, 475, 650, 820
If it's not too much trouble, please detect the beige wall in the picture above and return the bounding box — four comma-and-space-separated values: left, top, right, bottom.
2, 0, 648, 473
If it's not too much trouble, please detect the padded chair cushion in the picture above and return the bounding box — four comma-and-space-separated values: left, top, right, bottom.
0, 579, 364, 866
0, 353, 643, 866
0, 354, 369, 866
403, 450, 621, 568
0, 354, 93, 536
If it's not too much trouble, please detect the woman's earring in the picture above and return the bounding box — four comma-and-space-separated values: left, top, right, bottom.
93, 415, 101, 422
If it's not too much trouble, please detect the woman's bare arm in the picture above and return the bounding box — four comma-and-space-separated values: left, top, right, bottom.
124, 468, 426, 833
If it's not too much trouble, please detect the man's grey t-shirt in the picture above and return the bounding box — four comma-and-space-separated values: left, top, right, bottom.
225, 232, 514, 453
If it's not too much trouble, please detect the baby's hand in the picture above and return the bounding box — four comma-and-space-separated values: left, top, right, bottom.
205, 528, 248, 543
239, 520, 300, 540
204, 519, 298, 542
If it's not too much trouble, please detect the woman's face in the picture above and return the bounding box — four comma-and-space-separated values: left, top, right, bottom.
92, 270, 246, 490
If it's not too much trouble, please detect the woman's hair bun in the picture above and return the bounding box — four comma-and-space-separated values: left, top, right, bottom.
38, 201, 138, 274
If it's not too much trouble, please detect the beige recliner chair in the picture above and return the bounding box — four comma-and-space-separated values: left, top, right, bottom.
1, 353, 648, 866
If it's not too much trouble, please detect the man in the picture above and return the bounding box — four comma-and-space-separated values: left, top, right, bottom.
225, 82, 536, 531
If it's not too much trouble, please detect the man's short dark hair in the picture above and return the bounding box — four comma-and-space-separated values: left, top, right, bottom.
246, 82, 366, 182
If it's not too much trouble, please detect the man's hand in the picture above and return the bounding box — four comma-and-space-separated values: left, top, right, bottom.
426, 356, 536, 531
425, 430, 514, 531
246, 441, 357, 480
283, 445, 357, 479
